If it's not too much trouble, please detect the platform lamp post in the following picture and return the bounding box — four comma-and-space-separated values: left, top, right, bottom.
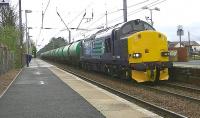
25, 10, 32, 67
28, 27, 32, 56
142, 6, 160, 26
18, 0, 23, 67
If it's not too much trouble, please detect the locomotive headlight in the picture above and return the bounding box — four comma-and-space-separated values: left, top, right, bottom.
133, 53, 142, 58
161, 51, 170, 57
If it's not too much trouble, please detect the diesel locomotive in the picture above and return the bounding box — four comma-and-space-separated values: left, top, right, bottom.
41, 19, 172, 83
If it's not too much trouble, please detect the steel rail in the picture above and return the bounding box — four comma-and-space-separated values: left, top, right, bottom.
142, 85, 200, 103
161, 82, 200, 93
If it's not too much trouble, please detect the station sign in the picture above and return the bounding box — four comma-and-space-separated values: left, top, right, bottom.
177, 29, 184, 36
177, 25, 184, 36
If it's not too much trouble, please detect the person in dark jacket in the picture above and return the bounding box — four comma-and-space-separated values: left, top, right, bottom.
26, 54, 32, 67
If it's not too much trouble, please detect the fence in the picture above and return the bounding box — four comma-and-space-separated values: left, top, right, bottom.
169, 47, 189, 62
0, 43, 15, 76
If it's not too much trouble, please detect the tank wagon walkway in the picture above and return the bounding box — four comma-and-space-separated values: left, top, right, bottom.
0, 58, 160, 118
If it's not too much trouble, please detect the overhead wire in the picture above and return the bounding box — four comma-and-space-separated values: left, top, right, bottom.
41, 0, 51, 29
76, 11, 86, 30
37, 0, 51, 46
107, 9, 121, 15
41, 0, 150, 42
39, 1, 94, 46
38, 0, 167, 47
38, 2, 94, 47
67, 2, 93, 25
85, 13, 106, 29
127, 0, 167, 19
127, 0, 149, 8
190, 32, 200, 41
106, 0, 149, 16
43, 0, 51, 16
107, 0, 167, 25
148, 0, 167, 7
86, 0, 157, 29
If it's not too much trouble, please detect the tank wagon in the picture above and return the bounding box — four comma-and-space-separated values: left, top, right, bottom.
41, 19, 172, 83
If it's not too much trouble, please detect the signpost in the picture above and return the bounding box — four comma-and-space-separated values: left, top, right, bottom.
177, 25, 184, 47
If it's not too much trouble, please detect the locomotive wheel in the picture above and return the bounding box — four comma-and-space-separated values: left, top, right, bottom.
168, 68, 174, 81
104, 66, 110, 75
120, 69, 131, 80
83, 63, 86, 70
108, 68, 112, 75
154, 67, 160, 83
107, 67, 115, 78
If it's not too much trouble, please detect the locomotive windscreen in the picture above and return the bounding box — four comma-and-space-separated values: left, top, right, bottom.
121, 20, 155, 37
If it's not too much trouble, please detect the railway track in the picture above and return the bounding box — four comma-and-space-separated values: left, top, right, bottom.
61, 67, 187, 118
161, 82, 200, 93
141, 84, 200, 103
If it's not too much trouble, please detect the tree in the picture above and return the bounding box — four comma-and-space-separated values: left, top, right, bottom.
0, 5, 22, 68
32, 45, 37, 58
37, 37, 68, 56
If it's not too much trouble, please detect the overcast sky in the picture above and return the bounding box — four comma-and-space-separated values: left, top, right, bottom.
9, 0, 200, 50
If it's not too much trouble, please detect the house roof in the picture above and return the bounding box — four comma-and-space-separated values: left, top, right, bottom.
168, 41, 200, 48
181, 41, 200, 46
168, 41, 179, 48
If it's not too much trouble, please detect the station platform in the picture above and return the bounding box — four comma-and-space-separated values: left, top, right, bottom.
173, 60, 200, 69
0, 58, 161, 118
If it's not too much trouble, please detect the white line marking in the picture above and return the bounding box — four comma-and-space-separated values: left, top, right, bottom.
40, 81, 45, 85
35, 72, 41, 75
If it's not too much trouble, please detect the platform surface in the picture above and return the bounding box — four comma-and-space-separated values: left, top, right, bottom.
0, 58, 161, 118
173, 60, 200, 69
0, 59, 105, 118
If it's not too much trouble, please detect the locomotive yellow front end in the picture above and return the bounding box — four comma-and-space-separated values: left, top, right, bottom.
128, 31, 172, 82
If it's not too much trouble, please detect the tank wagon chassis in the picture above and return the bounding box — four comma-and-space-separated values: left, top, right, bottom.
41, 19, 173, 83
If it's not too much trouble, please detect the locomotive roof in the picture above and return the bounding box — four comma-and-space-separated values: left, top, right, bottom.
83, 22, 125, 40
83, 19, 154, 41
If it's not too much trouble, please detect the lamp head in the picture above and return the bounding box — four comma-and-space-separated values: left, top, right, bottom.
25, 10, 32, 13
154, 7, 160, 11
142, 6, 148, 9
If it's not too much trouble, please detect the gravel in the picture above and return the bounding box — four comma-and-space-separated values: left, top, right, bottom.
0, 69, 20, 95
153, 84, 200, 100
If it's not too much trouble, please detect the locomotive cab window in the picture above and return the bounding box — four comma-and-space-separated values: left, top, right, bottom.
120, 20, 155, 38
122, 24, 132, 35
144, 23, 155, 30
132, 21, 155, 31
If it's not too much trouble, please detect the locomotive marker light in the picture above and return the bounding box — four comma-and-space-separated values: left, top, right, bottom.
161, 51, 170, 57
177, 25, 184, 47
142, 6, 160, 26
133, 53, 142, 58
